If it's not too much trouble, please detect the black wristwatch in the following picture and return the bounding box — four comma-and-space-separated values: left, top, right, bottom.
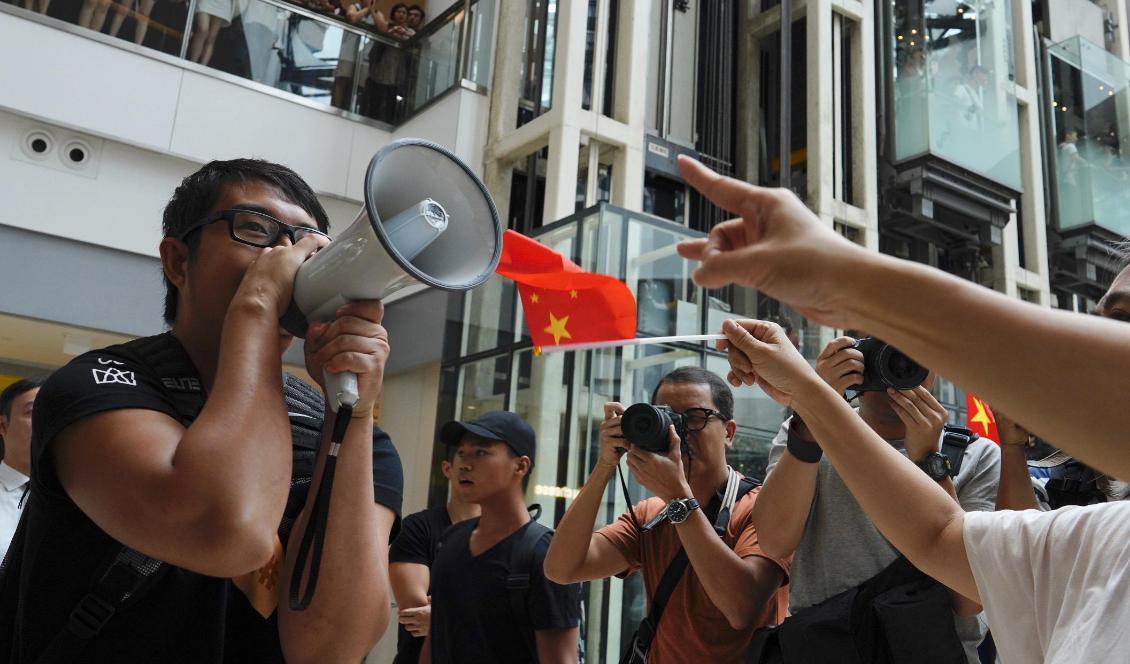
665, 498, 700, 524
916, 452, 952, 482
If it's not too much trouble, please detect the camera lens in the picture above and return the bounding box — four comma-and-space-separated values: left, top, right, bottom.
620, 404, 673, 452
877, 345, 929, 389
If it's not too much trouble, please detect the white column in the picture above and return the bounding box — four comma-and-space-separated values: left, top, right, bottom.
544, 124, 582, 221
807, 0, 835, 217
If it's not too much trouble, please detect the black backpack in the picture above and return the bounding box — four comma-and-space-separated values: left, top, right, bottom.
746, 556, 966, 664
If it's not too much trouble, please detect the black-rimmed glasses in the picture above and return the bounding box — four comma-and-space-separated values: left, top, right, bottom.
681, 407, 727, 431
177, 209, 331, 247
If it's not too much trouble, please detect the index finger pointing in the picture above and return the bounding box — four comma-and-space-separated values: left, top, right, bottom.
678, 156, 764, 216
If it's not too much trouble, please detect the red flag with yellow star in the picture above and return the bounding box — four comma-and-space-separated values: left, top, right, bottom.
966, 393, 999, 443
496, 230, 636, 348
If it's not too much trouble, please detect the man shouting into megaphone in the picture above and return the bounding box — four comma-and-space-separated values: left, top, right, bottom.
0, 159, 404, 664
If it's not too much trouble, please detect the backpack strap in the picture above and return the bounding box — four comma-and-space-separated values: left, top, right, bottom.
508, 511, 553, 662
36, 334, 206, 664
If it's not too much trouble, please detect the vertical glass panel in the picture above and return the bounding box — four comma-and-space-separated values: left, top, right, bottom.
512, 348, 570, 518
892, 0, 1021, 188
410, 6, 461, 109
758, 19, 808, 197
627, 219, 702, 337
520, 0, 557, 113
464, 0, 496, 86
461, 275, 518, 355
456, 353, 510, 418
579, 206, 624, 277
1049, 37, 1130, 236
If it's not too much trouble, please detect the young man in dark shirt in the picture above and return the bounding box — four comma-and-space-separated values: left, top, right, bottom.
389, 445, 479, 664
0, 159, 403, 663
425, 411, 580, 664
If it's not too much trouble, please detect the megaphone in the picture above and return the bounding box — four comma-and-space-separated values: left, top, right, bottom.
281, 138, 502, 410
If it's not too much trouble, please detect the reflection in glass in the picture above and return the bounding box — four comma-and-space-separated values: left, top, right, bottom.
1049, 37, 1130, 236
457, 353, 510, 420
24, 0, 492, 124
627, 220, 700, 338
891, 0, 1020, 188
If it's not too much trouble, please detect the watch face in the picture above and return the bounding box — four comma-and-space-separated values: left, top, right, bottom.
928, 455, 948, 478
667, 500, 689, 523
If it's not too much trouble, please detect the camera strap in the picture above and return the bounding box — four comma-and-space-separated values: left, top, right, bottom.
622, 468, 757, 664
940, 425, 978, 478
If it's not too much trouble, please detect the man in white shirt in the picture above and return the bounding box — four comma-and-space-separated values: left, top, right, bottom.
673, 156, 1130, 663
0, 376, 44, 560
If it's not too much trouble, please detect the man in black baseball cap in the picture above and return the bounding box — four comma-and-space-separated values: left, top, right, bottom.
439, 411, 538, 473
425, 411, 580, 663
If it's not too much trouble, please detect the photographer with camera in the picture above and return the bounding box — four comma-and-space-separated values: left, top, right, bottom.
751, 335, 999, 662
544, 367, 788, 663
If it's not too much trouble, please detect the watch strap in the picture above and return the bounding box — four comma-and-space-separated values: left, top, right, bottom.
786, 416, 823, 463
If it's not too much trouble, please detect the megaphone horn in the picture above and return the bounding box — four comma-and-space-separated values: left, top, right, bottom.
281, 138, 503, 410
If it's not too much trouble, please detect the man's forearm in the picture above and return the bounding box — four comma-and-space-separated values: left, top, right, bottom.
673, 509, 783, 630
750, 448, 818, 560
845, 254, 1130, 479
793, 378, 980, 602
174, 301, 293, 542
544, 462, 616, 583
997, 445, 1039, 511
278, 413, 391, 663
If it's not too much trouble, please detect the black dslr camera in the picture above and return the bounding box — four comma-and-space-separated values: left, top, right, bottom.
850, 337, 929, 392
619, 403, 686, 453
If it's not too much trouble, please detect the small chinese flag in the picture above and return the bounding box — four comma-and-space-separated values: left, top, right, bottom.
496, 230, 636, 348
966, 393, 999, 443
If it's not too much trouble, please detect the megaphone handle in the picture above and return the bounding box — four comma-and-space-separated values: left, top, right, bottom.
325, 371, 360, 412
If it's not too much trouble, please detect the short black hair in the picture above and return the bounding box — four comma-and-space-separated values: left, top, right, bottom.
0, 376, 47, 420
407, 4, 424, 16
650, 367, 734, 421
161, 159, 330, 325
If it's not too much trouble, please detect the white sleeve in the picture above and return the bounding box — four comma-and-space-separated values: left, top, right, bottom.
963, 503, 1130, 663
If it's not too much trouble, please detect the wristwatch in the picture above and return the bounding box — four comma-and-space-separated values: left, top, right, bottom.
916, 452, 952, 482
665, 498, 700, 524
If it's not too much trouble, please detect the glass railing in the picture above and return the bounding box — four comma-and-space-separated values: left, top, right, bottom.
5, 0, 493, 126
1048, 36, 1130, 237
890, 0, 1022, 189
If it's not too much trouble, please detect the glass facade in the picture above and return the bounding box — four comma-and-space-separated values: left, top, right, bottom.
1048, 36, 1130, 236
890, 0, 1021, 188
9, 0, 494, 125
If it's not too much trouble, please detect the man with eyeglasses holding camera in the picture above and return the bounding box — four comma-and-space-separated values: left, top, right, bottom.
545, 367, 788, 663
0, 159, 403, 663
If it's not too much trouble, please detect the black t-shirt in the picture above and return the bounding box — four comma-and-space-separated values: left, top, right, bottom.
389, 505, 452, 664
0, 333, 403, 663
429, 518, 580, 664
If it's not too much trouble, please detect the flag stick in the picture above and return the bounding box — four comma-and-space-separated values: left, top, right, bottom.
539, 333, 728, 354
